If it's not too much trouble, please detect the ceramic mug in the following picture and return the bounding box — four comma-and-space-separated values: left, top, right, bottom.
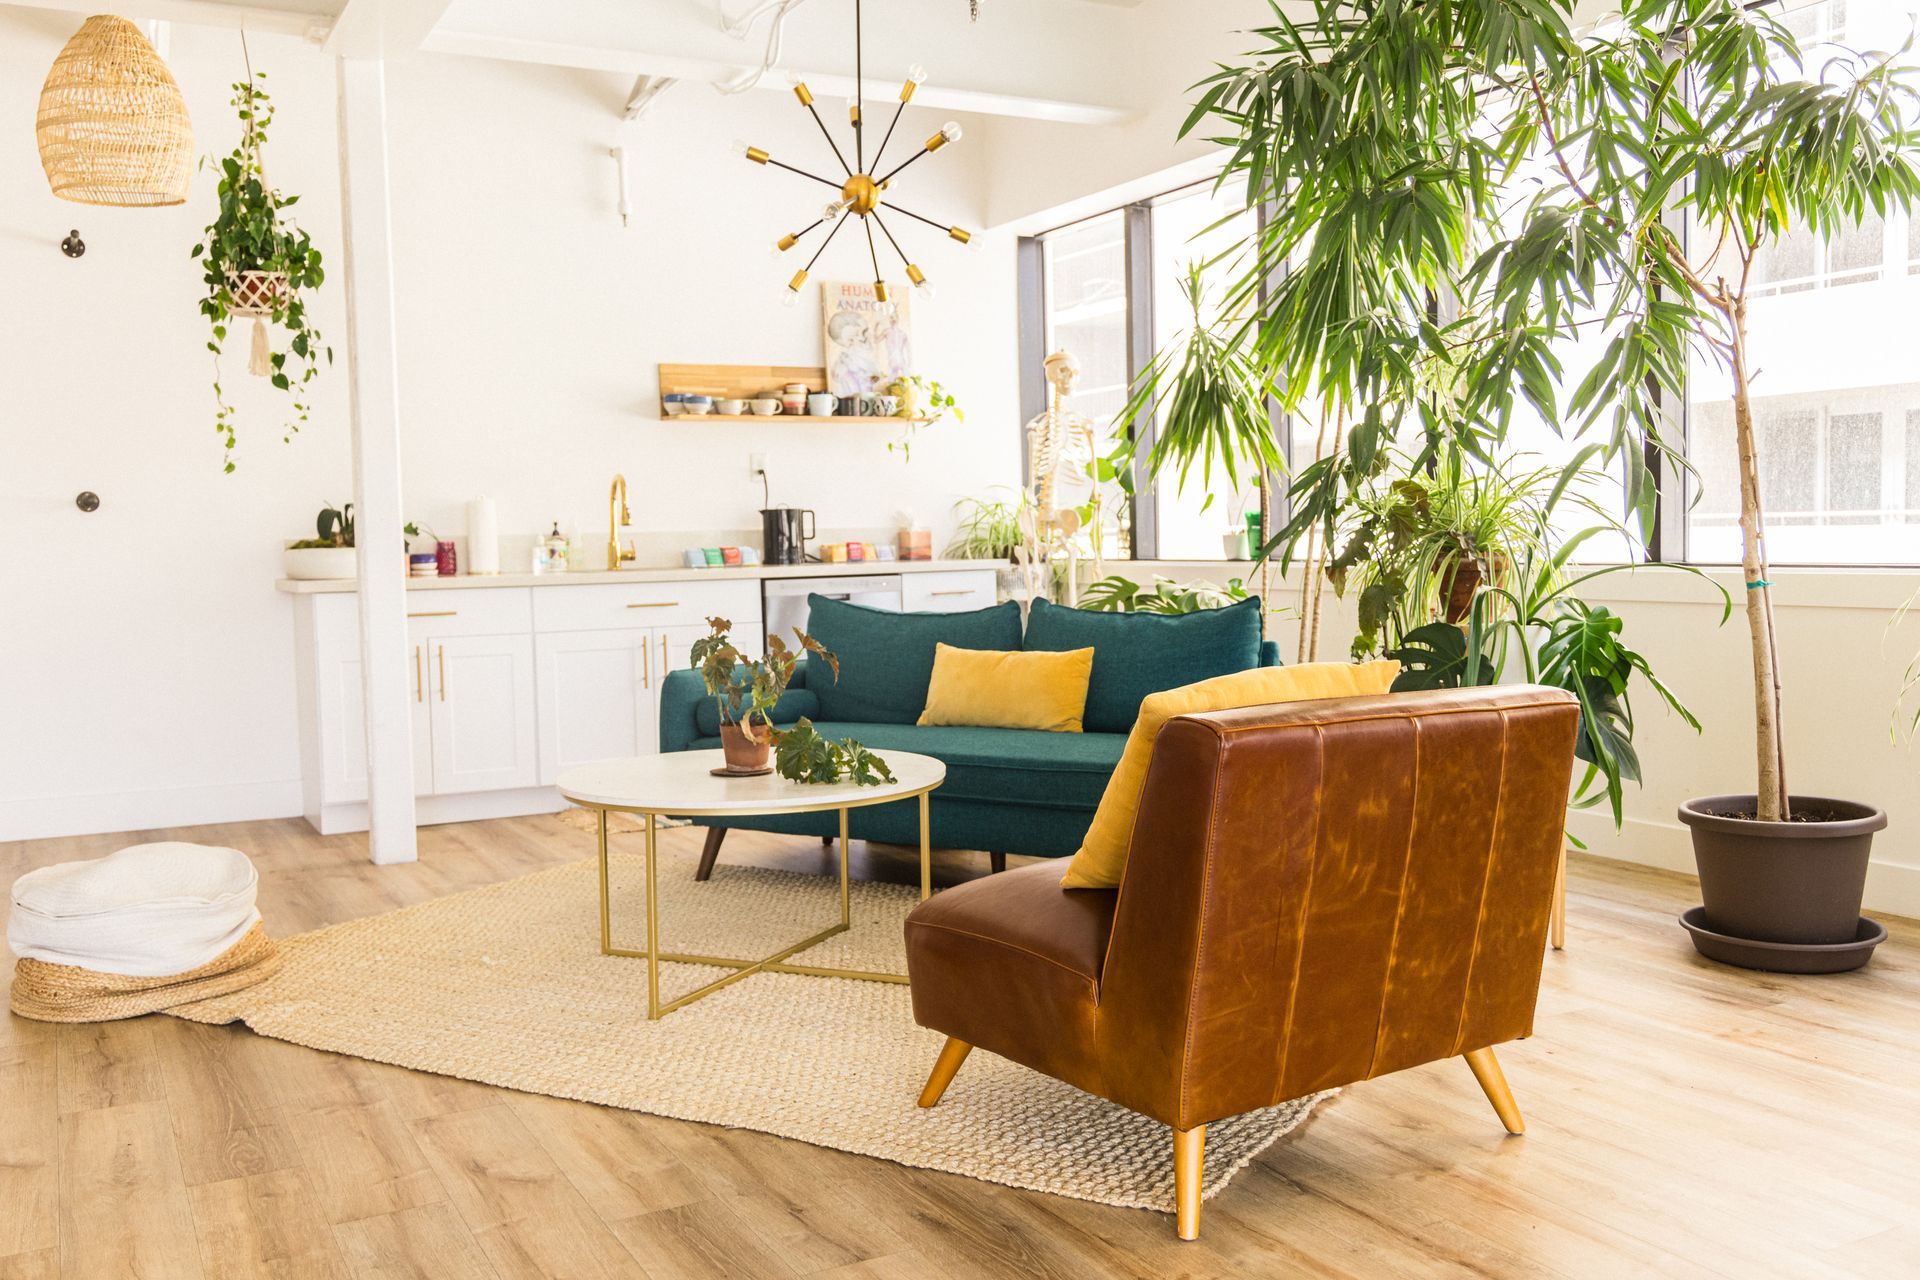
807, 393, 837, 416
749, 398, 781, 415
838, 395, 861, 415
781, 393, 808, 415
716, 398, 746, 416
875, 395, 899, 416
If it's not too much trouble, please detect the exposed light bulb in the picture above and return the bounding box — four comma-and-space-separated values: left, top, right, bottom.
939, 121, 963, 144
913, 277, 936, 302
769, 239, 789, 258
823, 200, 847, 221
782, 287, 803, 308
731, 138, 751, 157
906, 64, 928, 86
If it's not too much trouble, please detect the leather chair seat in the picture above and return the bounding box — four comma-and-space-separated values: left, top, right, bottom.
906, 860, 1116, 1089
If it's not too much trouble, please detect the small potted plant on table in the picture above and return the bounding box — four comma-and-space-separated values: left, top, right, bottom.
284, 502, 356, 580
691, 619, 836, 775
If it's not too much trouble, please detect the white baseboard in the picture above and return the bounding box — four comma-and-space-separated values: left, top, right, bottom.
310, 786, 569, 836
0, 779, 305, 843
1566, 810, 1920, 921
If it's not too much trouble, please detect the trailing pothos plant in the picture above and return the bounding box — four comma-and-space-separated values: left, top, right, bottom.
192, 71, 329, 473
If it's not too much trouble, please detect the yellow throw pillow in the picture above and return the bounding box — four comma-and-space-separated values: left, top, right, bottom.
918, 643, 1095, 733
1060, 660, 1402, 889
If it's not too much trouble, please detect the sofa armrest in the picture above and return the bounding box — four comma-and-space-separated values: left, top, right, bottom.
659, 669, 709, 754
1258, 639, 1282, 667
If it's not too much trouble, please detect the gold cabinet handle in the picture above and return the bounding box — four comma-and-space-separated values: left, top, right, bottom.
660, 633, 669, 675
413, 645, 422, 703
408, 610, 457, 618
929, 589, 973, 597
641, 633, 650, 689
437, 645, 447, 701
625, 601, 679, 609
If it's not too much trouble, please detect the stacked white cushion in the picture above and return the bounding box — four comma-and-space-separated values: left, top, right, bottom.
9, 842, 261, 977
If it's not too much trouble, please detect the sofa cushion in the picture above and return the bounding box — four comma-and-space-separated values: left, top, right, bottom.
692, 721, 1126, 811
1023, 596, 1266, 734
918, 643, 1094, 733
1060, 660, 1402, 890
805, 594, 1023, 724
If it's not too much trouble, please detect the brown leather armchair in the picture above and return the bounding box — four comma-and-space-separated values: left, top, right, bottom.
904, 686, 1579, 1240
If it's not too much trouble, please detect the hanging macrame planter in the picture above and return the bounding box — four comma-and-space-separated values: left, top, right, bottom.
225, 271, 288, 377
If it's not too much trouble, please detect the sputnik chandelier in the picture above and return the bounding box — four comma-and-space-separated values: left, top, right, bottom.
735, 0, 974, 306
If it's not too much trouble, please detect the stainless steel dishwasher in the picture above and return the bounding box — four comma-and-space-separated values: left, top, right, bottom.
761, 574, 905, 645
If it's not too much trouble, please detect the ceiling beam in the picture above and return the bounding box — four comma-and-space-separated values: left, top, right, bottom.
325, 0, 458, 58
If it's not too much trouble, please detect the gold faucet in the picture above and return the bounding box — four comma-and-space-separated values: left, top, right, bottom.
607, 474, 635, 569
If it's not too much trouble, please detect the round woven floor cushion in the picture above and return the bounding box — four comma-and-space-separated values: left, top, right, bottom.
9, 841, 261, 978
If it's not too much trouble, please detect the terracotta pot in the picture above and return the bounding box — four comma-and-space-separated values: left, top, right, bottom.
718, 718, 772, 772
1679, 794, 1886, 951
1435, 549, 1504, 623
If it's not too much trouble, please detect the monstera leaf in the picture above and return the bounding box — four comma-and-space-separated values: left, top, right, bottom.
1388, 622, 1495, 691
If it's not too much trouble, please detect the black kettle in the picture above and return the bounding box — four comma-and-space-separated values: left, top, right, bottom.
760, 507, 816, 565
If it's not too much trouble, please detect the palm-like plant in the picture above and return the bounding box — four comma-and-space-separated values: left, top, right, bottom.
1176, 0, 1920, 823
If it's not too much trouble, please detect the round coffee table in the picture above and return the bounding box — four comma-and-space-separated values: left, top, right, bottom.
557, 749, 946, 1018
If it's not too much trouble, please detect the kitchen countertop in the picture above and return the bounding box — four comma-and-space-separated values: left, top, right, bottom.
275, 558, 999, 594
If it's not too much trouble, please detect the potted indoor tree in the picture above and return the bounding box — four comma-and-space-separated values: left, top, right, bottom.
192, 70, 329, 473
1171, 0, 1918, 969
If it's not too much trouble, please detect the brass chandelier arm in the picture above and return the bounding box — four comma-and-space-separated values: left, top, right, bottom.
870, 98, 909, 175
864, 216, 884, 283
768, 157, 845, 194
802, 210, 852, 273
875, 145, 933, 188
801, 100, 854, 176
878, 200, 950, 234
871, 209, 913, 268
781, 216, 828, 251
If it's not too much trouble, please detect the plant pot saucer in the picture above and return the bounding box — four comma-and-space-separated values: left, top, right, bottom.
710, 765, 773, 778
1679, 906, 1886, 975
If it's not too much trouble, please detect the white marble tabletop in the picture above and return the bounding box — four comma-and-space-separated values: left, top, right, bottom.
557, 749, 945, 817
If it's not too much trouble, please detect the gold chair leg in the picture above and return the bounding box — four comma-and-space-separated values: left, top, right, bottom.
1549, 845, 1567, 950
1173, 1125, 1205, 1241
917, 1037, 972, 1108
1463, 1046, 1525, 1135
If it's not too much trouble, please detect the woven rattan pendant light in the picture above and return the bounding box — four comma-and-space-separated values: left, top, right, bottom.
36, 15, 193, 207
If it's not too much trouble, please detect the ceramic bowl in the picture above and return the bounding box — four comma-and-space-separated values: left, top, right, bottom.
683, 395, 713, 416
716, 398, 746, 416
749, 398, 781, 415
662, 393, 686, 416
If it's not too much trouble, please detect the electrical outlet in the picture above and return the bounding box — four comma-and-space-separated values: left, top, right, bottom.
749, 451, 768, 481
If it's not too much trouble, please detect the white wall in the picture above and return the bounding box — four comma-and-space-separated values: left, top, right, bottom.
0, 10, 1017, 839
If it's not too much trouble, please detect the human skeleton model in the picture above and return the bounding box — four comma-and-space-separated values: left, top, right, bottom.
1019, 349, 1102, 607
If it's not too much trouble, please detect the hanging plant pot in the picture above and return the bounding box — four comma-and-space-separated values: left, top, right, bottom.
1678, 794, 1887, 972
1434, 549, 1506, 623
226, 270, 289, 376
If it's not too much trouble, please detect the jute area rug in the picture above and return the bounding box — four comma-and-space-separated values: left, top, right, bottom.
172, 843, 1324, 1214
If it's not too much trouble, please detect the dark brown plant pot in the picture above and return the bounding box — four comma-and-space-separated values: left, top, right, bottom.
718, 719, 771, 772
1435, 550, 1506, 624
1679, 795, 1885, 949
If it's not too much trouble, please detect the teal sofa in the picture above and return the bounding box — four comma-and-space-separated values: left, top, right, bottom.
658, 593, 1280, 878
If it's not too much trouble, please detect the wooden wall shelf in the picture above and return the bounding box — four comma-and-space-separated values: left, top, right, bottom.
655, 363, 926, 424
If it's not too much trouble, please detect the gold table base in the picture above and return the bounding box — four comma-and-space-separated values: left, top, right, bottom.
592, 792, 933, 1019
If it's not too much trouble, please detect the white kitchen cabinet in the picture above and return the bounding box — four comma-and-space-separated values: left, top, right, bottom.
536, 628, 655, 782
427, 633, 539, 794
289, 568, 989, 835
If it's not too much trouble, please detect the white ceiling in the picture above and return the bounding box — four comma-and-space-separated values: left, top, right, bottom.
6, 0, 1161, 120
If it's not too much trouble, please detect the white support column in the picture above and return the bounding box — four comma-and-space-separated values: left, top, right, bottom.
336, 56, 418, 864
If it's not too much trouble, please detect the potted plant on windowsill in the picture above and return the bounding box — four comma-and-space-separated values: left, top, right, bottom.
284, 502, 356, 579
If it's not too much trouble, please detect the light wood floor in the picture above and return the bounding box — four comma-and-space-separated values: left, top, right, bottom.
2, 816, 1914, 1280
